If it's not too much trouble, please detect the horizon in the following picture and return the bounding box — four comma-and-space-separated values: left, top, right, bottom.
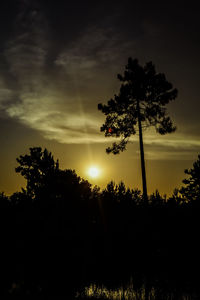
1, 0, 200, 197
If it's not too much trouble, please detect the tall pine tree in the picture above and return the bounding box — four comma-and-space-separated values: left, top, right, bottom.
98, 58, 178, 202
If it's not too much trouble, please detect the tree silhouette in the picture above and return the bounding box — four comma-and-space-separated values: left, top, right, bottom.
180, 154, 200, 203
16, 147, 59, 198
98, 58, 178, 202
15, 147, 92, 204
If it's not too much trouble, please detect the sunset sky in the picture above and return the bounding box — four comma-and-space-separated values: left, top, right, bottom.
0, 0, 200, 195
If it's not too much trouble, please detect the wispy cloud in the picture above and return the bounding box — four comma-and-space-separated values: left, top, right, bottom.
0, 3, 199, 159
55, 26, 132, 72
1, 11, 134, 145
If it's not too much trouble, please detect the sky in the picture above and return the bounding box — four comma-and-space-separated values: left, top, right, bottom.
0, 0, 200, 196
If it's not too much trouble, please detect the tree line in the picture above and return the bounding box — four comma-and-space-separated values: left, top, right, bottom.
0, 146, 200, 296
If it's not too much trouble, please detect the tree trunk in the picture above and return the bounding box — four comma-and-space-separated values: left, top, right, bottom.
137, 100, 148, 204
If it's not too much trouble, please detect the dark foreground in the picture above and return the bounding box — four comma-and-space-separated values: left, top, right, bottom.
1, 201, 200, 298
1, 148, 200, 297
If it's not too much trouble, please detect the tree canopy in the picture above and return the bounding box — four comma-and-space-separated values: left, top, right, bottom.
98, 58, 178, 154
15, 147, 91, 201
16, 147, 59, 198
180, 155, 200, 202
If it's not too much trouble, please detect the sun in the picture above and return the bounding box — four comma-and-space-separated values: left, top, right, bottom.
88, 166, 100, 178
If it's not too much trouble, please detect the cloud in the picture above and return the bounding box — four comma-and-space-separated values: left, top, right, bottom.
55, 26, 134, 81
134, 128, 200, 160
1, 15, 135, 145
0, 3, 199, 158
5, 91, 106, 144
0, 80, 14, 110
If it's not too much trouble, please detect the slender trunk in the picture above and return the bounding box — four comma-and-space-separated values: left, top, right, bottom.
144, 284, 149, 300
137, 99, 148, 204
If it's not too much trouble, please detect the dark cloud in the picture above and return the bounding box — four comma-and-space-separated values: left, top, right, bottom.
1, 1, 199, 145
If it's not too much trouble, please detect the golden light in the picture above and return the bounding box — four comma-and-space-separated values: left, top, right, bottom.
88, 166, 100, 178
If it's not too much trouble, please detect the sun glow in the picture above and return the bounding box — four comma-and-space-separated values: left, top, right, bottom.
88, 166, 100, 178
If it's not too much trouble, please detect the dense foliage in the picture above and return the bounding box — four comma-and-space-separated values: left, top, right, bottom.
98, 58, 178, 154
180, 154, 200, 203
